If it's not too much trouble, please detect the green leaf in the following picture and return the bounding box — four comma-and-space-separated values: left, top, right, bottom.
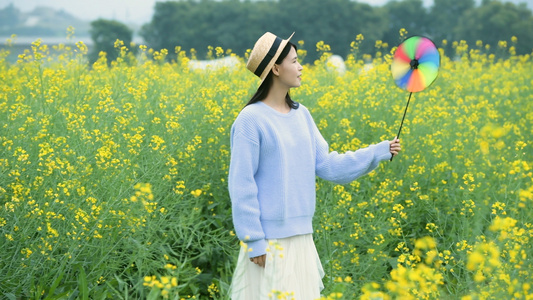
77, 265, 89, 300
43, 269, 65, 300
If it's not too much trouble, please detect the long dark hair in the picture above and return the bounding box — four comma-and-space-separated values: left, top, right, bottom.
245, 41, 299, 109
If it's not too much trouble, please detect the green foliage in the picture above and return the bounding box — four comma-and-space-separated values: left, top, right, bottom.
89, 19, 134, 64
428, 0, 476, 42
382, 0, 429, 45
140, 0, 283, 60
139, 0, 388, 62
139, 0, 533, 61
455, 0, 533, 55
0, 34, 532, 299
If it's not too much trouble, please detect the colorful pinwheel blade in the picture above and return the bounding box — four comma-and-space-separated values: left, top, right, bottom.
391, 36, 440, 93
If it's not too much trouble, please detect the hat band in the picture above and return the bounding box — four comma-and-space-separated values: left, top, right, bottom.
254, 36, 282, 77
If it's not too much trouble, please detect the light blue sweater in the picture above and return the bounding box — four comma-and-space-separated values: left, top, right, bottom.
228, 101, 392, 258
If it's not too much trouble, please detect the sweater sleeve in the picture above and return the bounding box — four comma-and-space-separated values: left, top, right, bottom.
228, 121, 267, 258
311, 116, 392, 184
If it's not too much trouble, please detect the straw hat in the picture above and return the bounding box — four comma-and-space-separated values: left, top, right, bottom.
246, 32, 295, 83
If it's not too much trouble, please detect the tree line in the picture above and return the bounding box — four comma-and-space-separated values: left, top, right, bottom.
91, 0, 533, 63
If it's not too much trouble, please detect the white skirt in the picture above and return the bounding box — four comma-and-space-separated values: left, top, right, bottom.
230, 234, 325, 300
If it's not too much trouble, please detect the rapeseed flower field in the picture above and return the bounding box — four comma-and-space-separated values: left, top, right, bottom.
0, 31, 531, 299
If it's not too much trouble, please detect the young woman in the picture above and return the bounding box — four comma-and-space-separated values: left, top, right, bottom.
228, 32, 401, 299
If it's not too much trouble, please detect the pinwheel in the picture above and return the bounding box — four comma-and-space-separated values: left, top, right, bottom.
390, 36, 440, 161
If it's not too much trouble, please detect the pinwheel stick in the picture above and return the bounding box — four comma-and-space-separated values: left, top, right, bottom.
391, 91, 413, 161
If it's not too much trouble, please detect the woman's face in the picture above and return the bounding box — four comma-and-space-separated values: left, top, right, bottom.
274, 46, 303, 88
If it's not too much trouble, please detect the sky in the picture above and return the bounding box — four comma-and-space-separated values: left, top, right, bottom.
1, 0, 532, 25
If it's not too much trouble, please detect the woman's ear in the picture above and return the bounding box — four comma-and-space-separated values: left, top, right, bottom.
272, 64, 280, 76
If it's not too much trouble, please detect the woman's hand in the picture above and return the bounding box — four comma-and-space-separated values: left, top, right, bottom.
390, 137, 401, 157
250, 254, 266, 268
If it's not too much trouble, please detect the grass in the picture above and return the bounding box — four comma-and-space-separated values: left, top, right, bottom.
0, 34, 531, 299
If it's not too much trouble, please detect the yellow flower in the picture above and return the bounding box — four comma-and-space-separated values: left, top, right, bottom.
191, 189, 202, 197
